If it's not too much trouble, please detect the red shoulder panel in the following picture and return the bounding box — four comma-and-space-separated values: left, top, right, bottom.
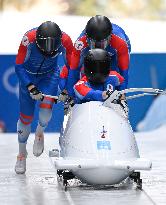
61, 32, 73, 66
16, 29, 36, 65
110, 34, 129, 70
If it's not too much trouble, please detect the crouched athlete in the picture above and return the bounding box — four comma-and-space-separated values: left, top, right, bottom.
73, 49, 124, 102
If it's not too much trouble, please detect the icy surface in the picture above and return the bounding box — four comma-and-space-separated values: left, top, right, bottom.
135, 125, 166, 204
0, 126, 166, 205
137, 95, 166, 131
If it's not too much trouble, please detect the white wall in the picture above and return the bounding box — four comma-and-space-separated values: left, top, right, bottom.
0, 11, 166, 54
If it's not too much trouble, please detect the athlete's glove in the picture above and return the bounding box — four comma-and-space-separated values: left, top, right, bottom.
103, 90, 122, 102
28, 84, 43, 101
64, 97, 74, 115
105, 90, 128, 115
58, 91, 69, 102
102, 90, 118, 100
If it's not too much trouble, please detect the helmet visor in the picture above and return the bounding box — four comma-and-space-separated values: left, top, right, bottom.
88, 36, 110, 49
37, 37, 61, 54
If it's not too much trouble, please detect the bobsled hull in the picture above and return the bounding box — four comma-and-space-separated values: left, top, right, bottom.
57, 101, 152, 185
61, 101, 139, 160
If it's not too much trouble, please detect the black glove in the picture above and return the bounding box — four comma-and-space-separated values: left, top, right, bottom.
104, 90, 121, 102
28, 85, 43, 100
112, 93, 128, 116
64, 97, 74, 115
104, 89, 114, 100
58, 91, 69, 102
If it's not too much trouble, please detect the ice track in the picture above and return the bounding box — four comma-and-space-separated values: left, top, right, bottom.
0, 126, 166, 205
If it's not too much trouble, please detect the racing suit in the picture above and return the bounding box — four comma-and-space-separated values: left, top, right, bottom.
15, 28, 73, 144
74, 71, 124, 102
66, 23, 131, 96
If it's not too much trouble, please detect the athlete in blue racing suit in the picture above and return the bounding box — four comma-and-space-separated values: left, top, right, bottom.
15, 21, 73, 174
65, 15, 131, 97
74, 49, 124, 103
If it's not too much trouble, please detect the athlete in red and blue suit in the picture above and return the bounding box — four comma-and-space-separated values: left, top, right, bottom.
15, 21, 73, 174
74, 71, 124, 102
66, 15, 131, 97
73, 49, 124, 103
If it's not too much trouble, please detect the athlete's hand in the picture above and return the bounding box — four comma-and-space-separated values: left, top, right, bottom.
104, 90, 123, 102
28, 84, 43, 100
64, 97, 75, 115
58, 90, 69, 102
102, 90, 117, 101
102, 91, 109, 100
104, 90, 128, 115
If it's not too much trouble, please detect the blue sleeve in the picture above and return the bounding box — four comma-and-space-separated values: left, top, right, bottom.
59, 78, 67, 91
83, 90, 103, 101
15, 64, 31, 87
113, 23, 131, 53
124, 33, 131, 53
119, 26, 131, 52
66, 48, 85, 96
66, 69, 80, 96
117, 70, 128, 90
86, 90, 103, 101
108, 76, 120, 87
61, 49, 70, 69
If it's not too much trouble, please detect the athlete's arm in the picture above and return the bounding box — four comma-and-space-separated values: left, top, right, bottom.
15, 35, 32, 86
67, 35, 88, 96
74, 77, 103, 101
15, 30, 36, 87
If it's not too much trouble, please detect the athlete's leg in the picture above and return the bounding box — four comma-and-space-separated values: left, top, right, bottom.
15, 85, 35, 174
33, 70, 59, 157
33, 96, 54, 156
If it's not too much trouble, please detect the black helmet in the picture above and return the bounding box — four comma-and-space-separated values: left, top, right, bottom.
85, 15, 112, 49
84, 49, 111, 84
36, 21, 62, 56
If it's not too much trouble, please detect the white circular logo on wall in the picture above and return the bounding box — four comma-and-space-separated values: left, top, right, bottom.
3, 66, 19, 98
75, 40, 84, 50
22, 35, 29, 46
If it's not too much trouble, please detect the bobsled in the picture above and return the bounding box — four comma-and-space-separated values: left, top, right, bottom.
49, 88, 165, 190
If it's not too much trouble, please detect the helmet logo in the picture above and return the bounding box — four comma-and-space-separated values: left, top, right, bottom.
75, 40, 84, 50
22, 35, 29, 47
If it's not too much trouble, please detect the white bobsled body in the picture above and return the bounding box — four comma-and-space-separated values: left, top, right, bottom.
55, 101, 152, 185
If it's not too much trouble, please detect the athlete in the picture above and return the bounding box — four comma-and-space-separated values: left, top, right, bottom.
15, 21, 73, 174
73, 49, 124, 102
66, 15, 131, 96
